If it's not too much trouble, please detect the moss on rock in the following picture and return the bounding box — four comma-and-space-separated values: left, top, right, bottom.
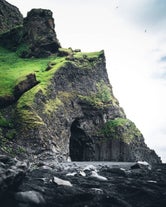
100, 118, 142, 144
16, 108, 45, 129
44, 98, 63, 115
79, 80, 118, 108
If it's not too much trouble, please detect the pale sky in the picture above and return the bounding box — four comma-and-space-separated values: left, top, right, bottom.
7, 0, 166, 162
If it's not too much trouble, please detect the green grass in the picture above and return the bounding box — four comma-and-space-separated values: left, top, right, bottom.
0, 112, 12, 127
79, 80, 116, 108
100, 118, 142, 143
44, 97, 63, 115
73, 50, 104, 59
0, 46, 66, 97
0, 47, 103, 98
0, 47, 105, 112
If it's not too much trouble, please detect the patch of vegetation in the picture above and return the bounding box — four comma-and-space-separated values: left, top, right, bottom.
58, 91, 76, 101
58, 48, 73, 56
0, 128, 14, 155
44, 91, 76, 114
5, 129, 16, 140
0, 47, 103, 98
96, 81, 113, 103
74, 50, 104, 60
16, 108, 45, 128
44, 97, 63, 114
79, 80, 115, 108
0, 112, 12, 128
0, 46, 106, 128
16, 43, 31, 57
0, 135, 25, 156
0, 46, 66, 98
100, 118, 142, 143
101, 118, 129, 135
73, 50, 104, 69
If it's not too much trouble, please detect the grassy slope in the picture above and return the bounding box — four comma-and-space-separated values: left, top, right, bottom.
0, 47, 103, 96
0, 47, 104, 110
0, 46, 66, 97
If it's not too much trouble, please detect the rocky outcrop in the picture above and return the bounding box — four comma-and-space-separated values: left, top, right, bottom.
0, 156, 166, 207
0, 50, 160, 164
0, 155, 27, 205
0, 0, 23, 34
0, 74, 39, 108
0, 0, 23, 50
0, 1, 61, 57
14, 73, 39, 99
21, 9, 61, 58
0, 1, 161, 164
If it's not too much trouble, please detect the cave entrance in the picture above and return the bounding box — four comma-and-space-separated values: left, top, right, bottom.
69, 119, 93, 161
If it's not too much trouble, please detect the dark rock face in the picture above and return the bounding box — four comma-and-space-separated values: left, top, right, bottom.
0, 95, 15, 108
21, 9, 61, 57
0, 26, 23, 50
7, 52, 160, 164
0, 156, 166, 207
0, 155, 27, 206
0, 0, 23, 50
0, 0, 23, 34
14, 73, 39, 98
0, 2, 161, 164
0, 1, 61, 57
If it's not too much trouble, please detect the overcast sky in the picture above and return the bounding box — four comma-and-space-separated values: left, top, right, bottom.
8, 0, 166, 162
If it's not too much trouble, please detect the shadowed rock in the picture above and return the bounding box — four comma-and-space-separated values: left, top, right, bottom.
0, 156, 166, 207
14, 73, 39, 98
0, 74, 39, 108
0, 0, 23, 50
21, 9, 61, 57
0, 0, 23, 34
0, 1, 61, 57
0, 1, 161, 165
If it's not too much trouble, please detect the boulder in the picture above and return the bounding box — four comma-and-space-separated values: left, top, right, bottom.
0, 1, 61, 57
0, 155, 27, 204
1, 157, 165, 207
0, 74, 39, 109
15, 191, 45, 206
14, 73, 39, 98
21, 9, 61, 57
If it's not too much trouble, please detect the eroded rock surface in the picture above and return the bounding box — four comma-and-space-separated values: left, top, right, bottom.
0, 1, 61, 57
0, 0, 23, 50
0, 156, 166, 207
9, 51, 160, 164
0, 1, 161, 165
0, 0, 23, 34
21, 9, 61, 57
0, 73, 39, 108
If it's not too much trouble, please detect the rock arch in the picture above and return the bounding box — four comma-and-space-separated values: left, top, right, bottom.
69, 119, 94, 161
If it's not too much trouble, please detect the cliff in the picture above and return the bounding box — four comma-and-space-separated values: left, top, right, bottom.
0, 0, 23, 34
0, 0, 161, 164
0, 1, 61, 57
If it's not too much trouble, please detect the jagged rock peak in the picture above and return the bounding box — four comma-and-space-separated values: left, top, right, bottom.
22, 8, 61, 57
0, 0, 23, 34
0, 1, 61, 57
26, 8, 54, 21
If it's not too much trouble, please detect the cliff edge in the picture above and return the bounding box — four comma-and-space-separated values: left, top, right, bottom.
0, 0, 161, 164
